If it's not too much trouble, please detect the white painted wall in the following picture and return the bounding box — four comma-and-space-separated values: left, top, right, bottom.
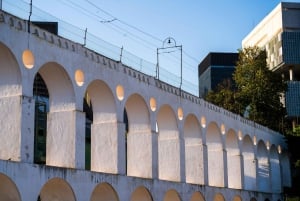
0, 9, 290, 201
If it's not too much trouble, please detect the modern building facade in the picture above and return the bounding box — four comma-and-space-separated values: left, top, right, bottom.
0, 8, 292, 201
242, 2, 300, 129
198, 53, 238, 98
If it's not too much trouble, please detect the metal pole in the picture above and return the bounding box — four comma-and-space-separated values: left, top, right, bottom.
120, 46, 123, 63
156, 48, 159, 79
28, 0, 32, 33
0, 0, 2, 10
180, 45, 182, 90
83, 28, 87, 46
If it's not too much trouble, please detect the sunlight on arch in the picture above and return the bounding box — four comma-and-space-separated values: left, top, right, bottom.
39, 178, 76, 201
190, 192, 205, 201
206, 122, 224, 187
213, 193, 225, 201
0, 173, 21, 201
184, 114, 203, 184
130, 186, 153, 201
90, 182, 119, 201
0, 42, 21, 97
86, 80, 118, 173
38, 62, 75, 112
226, 129, 242, 189
242, 135, 256, 191
157, 105, 180, 182
163, 189, 181, 201
233, 195, 242, 201
125, 93, 152, 178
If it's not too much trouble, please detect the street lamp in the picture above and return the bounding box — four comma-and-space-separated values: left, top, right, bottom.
156, 37, 183, 89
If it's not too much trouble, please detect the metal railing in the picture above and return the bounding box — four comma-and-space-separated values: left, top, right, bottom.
1, 0, 198, 95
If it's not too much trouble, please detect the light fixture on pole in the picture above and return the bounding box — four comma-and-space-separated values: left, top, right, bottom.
156, 37, 183, 90
22, 0, 35, 69
157, 37, 184, 120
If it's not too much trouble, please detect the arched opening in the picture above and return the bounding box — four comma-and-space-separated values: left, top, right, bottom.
130, 186, 153, 201
86, 80, 118, 173
233, 195, 242, 201
157, 105, 180, 182
0, 173, 21, 201
184, 114, 203, 184
257, 140, 271, 192
38, 62, 76, 168
190, 191, 205, 201
213, 193, 225, 201
270, 145, 281, 192
84, 91, 92, 170
206, 122, 224, 187
0, 42, 22, 161
281, 151, 292, 187
90, 182, 119, 201
125, 94, 152, 178
163, 189, 181, 201
242, 135, 256, 191
226, 129, 242, 189
33, 73, 49, 164
39, 178, 76, 201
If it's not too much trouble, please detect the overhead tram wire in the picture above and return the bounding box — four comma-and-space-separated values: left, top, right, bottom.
60, 0, 158, 51
84, 1, 200, 69
29, 0, 198, 90
85, 0, 163, 44
64, 0, 199, 73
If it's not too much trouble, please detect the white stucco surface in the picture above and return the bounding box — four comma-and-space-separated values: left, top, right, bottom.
0, 9, 291, 201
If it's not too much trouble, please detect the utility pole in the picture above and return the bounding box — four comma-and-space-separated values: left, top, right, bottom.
0, 0, 2, 10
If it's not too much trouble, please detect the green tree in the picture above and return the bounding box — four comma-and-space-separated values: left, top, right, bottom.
205, 78, 239, 113
205, 46, 286, 131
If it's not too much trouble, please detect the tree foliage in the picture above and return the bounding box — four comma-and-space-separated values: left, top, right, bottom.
205, 46, 287, 131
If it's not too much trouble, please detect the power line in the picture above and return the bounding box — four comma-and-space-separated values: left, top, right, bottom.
61, 0, 158, 50
85, 0, 163, 43
62, 0, 199, 71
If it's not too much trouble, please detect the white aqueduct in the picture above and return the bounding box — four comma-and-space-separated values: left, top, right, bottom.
0, 10, 291, 201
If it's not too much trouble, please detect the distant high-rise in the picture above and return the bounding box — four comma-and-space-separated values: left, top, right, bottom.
198, 52, 238, 97
242, 2, 300, 129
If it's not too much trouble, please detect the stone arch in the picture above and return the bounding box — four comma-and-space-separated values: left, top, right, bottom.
39, 177, 76, 201
125, 93, 152, 178
38, 62, 75, 112
38, 62, 77, 168
90, 182, 119, 201
130, 186, 153, 201
157, 105, 180, 181
206, 122, 224, 187
280, 151, 291, 187
184, 114, 203, 184
242, 135, 256, 191
0, 42, 22, 161
257, 140, 271, 192
226, 129, 242, 189
213, 193, 225, 201
233, 195, 242, 201
0, 42, 21, 97
270, 145, 281, 192
163, 189, 181, 201
0, 173, 22, 201
190, 191, 205, 201
85, 80, 118, 173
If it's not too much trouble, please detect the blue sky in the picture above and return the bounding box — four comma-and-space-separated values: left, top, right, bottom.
3, 0, 300, 95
